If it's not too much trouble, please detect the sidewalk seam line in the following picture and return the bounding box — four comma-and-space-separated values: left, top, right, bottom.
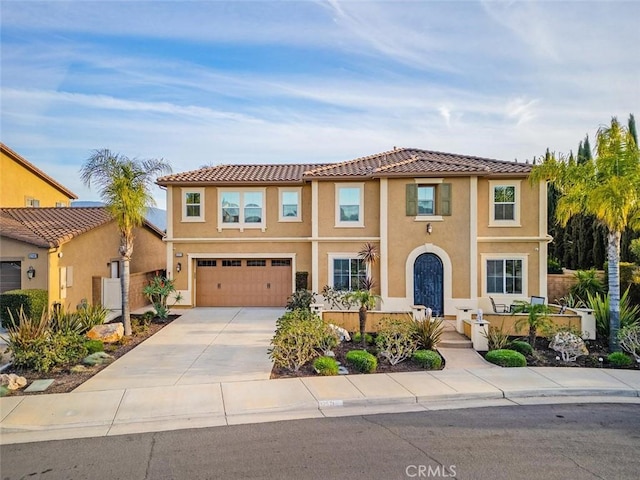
104, 389, 127, 437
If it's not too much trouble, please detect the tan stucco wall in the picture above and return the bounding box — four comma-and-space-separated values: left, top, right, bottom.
170, 184, 313, 239
0, 237, 50, 292
317, 180, 380, 237
0, 151, 73, 207
386, 177, 472, 299
477, 177, 540, 237
55, 223, 165, 309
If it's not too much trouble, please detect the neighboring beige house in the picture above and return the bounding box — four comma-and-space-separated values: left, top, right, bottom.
0, 207, 166, 312
157, 147, 549, 315
0, 143, 78, 208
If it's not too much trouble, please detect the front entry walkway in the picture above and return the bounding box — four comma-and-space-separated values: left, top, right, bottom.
75, 307, 282, 392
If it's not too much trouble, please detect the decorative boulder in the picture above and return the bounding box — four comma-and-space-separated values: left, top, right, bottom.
328, 323, 351, 342
549, 331, 589, 362
87, 323, 124, 343
0, 373, 27, 390
82, 352, 114, 366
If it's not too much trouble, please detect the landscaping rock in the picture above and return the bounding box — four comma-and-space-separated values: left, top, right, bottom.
0, 373, 27, 390
338, 366, 349, 375
87, 323, 124, 343
329, 324, 351, 342
549, 332, 589, 362
82, 352, 114, 366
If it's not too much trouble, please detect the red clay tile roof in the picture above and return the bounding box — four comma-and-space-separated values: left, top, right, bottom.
158, 148, 531, 185
1, 143, 78, 199
0, 207, 163, 248
303, 148, 532, 178
157, 163, 327, 185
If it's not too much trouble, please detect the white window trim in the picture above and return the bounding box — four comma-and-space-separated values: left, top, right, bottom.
278, 187, 302, 222
217, 187, 267, 232
335, 183, 364, 228
182, 187, 205, 222
327, 252, 366, 291
489, 180, 521, 227
481, 253, 528, 298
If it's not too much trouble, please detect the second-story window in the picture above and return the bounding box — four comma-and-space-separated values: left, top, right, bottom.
279, 188, 301, 222
182, 188, 204, 222
417, 185, 435, 215
489, 181, 521, 226
335, 183, 364, 227
218, 188, 266, 230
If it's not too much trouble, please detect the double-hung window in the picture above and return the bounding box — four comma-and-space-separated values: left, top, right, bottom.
182, 188, 205, 222
335, 183, 364, 227
218, 188, 266, 230
489, 181, 520, 226
332, 257, 366, 291
279, 188, 301, 222
486, 259, 523, 295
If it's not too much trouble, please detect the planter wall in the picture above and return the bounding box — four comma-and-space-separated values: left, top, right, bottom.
321, 310, 412, 333
480, 313, 582, 338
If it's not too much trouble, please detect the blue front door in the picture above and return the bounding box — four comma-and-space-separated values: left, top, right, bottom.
413, 253, 444, 316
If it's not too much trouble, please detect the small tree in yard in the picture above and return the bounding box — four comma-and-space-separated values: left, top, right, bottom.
512, 301, 552, 347
81, 150, 171, 336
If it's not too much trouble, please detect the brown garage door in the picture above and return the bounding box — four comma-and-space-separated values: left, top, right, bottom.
196, 259, 292, 307
0, 261, 21, 294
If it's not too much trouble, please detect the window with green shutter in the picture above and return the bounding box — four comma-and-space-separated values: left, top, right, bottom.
406, 183, 452, 216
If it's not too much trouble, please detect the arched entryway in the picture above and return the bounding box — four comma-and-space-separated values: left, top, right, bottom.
413, 253, 444, 316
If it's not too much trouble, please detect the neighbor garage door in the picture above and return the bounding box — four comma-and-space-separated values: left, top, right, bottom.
0, 261, 21, 294
196, 259, 292, 307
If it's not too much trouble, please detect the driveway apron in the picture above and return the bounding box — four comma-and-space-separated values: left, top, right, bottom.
74, 307, 282, 392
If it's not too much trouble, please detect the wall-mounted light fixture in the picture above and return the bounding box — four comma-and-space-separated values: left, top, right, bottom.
426, 223, 433, 235
176, 262, 182, 273
27, 266, 36, 280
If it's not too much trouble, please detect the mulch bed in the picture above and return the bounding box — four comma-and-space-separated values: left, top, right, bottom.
2, 314, 179, 396
271, 338, 442, 379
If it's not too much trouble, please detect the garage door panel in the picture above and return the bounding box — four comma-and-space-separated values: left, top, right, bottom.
196, 259, 292, 307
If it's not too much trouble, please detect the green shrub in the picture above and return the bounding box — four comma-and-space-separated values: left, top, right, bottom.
345, 349, 377, 373
413, 315, 444, 350
84, 339, 104, 355
570, 269, 604, 302
485, 349, 527, 367
412, 349, 442, 370
143, 276, 182, 320
50, 331, 88, 366
376, 316, 418, 365
313, 356, 339, 376
607, 352, 632, 367
50, 305, 84, 335
131, 315, 151, 335
352, 332, 374, 345
588, 289, 640, 338
547, 257, 563, 274
269, 309, 325, 372
0, 289, 48, 327
483, 321, 509, 351
507, 340, 533, 356
286, 289, 315, 311
76, 303, 108, 332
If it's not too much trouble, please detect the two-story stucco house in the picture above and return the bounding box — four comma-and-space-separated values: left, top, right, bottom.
157, 147, 549, 315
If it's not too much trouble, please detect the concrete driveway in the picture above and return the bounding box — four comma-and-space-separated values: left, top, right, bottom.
75, 307, 283, 392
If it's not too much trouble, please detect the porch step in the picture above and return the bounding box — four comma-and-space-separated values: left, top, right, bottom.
438, 330, 473, 349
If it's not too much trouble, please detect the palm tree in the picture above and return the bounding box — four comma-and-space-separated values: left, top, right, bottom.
80, 149, 171, 336
345, 289, 380, 347
530, 117, 640, 350
512, 301, 552, 347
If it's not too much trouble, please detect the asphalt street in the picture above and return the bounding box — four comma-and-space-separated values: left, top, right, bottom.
1, 403, 639, 480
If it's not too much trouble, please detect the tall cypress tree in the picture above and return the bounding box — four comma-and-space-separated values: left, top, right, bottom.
629, 113, 638, 145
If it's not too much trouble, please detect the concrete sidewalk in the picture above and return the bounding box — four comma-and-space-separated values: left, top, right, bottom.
1, 308, 639, 445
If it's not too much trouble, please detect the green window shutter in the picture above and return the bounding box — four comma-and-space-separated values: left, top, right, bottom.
406, 184, 417, 216
438, 183, 452, 216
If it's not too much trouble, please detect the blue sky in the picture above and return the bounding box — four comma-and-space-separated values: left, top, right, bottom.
2, 0, 639, 209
